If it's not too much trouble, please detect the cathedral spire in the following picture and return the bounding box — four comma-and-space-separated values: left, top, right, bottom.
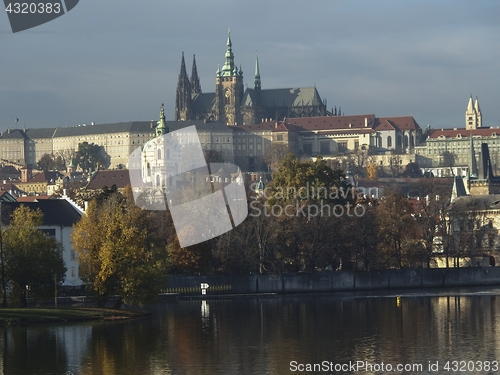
466, 94, 482, 129
191, 54, 201, 96
179, 51, 189, 82
221, 29, 235, 76
254, 52, 261, 91
475, 95, 482, 128
175, 52, 192, 121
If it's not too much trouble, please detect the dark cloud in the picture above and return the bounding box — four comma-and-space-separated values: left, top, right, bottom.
1, 0, 500, 129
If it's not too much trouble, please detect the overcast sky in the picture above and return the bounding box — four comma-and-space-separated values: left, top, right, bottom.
1, 0, 499, 130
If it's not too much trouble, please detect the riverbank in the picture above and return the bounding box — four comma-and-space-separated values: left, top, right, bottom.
166, 266, 500, 295
0, 307, 149, 326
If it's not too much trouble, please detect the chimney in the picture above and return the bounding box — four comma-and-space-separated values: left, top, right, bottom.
365, 117, 368, 127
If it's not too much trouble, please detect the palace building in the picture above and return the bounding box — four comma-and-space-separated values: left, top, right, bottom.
174, 32, 331, 125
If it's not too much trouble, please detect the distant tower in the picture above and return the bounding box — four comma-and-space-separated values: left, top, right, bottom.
215, 30, 244, 125
190, 54, 202, 97
465, 94, 482, 129
254, 52, 261, 92
175, 52, 191, 121
156, 104, 169, 137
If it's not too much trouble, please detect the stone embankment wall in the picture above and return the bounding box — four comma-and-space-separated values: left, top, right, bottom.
165, 267, 500, 294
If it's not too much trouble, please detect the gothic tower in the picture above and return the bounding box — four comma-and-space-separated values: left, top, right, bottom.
465, 94, 482, 130
190, 54, 201, 97
254, 52, 261, 93
175, 52, 191, 121
215, 31, 244, 125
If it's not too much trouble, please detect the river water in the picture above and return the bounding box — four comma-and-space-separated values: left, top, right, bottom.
2, 287, 500, 374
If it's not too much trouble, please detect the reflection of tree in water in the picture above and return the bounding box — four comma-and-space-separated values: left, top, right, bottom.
78, 320, 165, 375
3, 326, 68, 374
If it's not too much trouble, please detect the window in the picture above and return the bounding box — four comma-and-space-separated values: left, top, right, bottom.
41, 229, 56, 237
387, 136, 392, 148
338, 142, 348, 153
303, 143, 313, 155
320, 142, 330, 155
277, 134, 283, 141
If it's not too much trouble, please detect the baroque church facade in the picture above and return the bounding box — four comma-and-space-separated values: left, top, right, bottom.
175, 32, 331, 125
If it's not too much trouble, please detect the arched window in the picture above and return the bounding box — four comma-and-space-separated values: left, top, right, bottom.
224, 89, 231, 105
387, 136, 392, 148
410, 135, 414, 147
404, 135, 409, 148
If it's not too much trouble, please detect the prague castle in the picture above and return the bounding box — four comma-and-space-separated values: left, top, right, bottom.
175, 32, 330, 125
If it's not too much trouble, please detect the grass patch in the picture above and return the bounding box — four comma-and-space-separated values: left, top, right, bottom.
0, 307, 149, 326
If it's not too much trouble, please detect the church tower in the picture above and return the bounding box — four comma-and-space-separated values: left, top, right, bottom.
465, 94, 482, 129
156, 104, 169, 136
190, 54, 202, 97
175, 52, 191, 121
215, 30, 244, 125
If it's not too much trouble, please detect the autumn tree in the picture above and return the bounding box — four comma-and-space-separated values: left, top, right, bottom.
366, 162, 378, 181
1, 206, 65, 307
265, 155, 354, 272
71, 189, 169, 307
376, 190, 419, 268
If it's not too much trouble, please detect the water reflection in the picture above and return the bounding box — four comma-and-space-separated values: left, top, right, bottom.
2, 289, 500, 374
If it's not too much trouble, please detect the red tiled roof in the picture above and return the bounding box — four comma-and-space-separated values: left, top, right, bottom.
28, 171, 64, 183
16, 195, 52, 202
285, 114, 376, 130
235, 120, 290, 132
300, 128, 375, 136
86, 170, 131, 190
373, 116, 421, 131
428, 128, 499, 139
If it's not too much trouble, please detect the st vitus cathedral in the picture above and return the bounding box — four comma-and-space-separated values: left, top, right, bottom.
175, 31, 331, 125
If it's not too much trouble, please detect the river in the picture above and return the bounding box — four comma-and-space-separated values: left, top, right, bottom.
2, 287, 500, 374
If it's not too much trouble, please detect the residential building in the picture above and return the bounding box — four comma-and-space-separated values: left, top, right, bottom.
1, 199, 84, 286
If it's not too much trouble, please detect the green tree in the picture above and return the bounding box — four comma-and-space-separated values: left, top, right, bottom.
2, 206, 65, 307
264, 143, 292, 171
265, 155, 353, 272
404, 161, 423, 178
204, 149, 224, 164
75, 142, 110, 172
37, 153, 54, 171
71, 189, 169, 308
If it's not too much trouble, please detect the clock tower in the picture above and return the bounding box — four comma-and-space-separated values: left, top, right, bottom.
215, 30, 244, 125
